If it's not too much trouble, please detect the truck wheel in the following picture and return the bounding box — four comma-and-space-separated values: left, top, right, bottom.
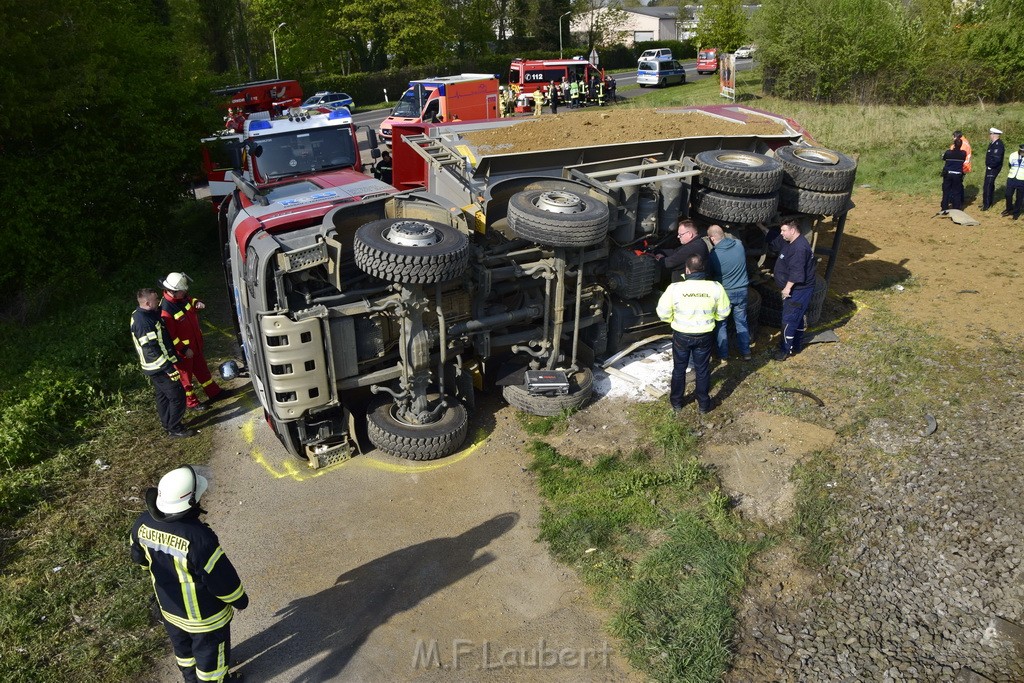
758, 275, 827, 328
507, 190, 609, 248
692, 187, 779, 224
366, 396, 469, 460
695, 150, 783, 196
778, 184, 851, 216
354, 219, 469, 284
502, 368, 594, 417
775, 145, 857, 193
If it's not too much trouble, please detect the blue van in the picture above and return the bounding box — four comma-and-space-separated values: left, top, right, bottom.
637, 60, 687, 88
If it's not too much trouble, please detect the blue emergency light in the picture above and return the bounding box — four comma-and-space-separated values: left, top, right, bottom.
328, 108, 351, 119
248, 120, 272, 131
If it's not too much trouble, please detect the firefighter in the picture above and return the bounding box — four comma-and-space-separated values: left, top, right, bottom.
131, 466, 248, 683
570, 79, 580, 108
373, 150, 393, 185
131, 288, 193, 438
597, 78, 606, 107
225, 108, 245, 134
160, 272, 227, 410
532, 88, 544, 117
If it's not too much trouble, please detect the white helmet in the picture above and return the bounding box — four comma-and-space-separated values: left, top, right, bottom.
161, 272, 192, 292
156, 466, 208, 514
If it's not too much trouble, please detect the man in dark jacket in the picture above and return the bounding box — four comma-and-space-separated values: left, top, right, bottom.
941, 138, 966, 212
373, 151, 393, 185
656, 219, 709, 283
760, 220, 816, 361
131, 288, 193, 438
131, 466, 248, 683
708, 225, 751, 362
982, 127, 1005, 211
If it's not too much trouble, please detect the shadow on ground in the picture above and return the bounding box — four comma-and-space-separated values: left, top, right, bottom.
233, 512, 519, 682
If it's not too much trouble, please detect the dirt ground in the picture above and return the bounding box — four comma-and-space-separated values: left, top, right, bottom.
153, 111, 1024, 681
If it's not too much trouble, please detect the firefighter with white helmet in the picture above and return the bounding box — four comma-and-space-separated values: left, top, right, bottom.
160, 272, 230, 411
131, 466, 248, 682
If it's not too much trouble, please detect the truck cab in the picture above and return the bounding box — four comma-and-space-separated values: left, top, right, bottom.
378, 74, 499, 147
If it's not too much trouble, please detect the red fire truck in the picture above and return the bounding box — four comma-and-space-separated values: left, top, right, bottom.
508, 58, 600, 94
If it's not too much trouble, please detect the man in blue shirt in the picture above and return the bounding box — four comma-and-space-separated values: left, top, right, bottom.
760, 220, 816, 361
708, 225, 751, 363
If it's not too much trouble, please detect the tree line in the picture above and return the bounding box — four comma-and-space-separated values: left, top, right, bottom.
1, 0, 1021, 313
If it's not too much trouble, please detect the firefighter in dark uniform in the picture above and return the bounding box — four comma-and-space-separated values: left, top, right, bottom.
131, 288, 193, 438
982, 127, 1005, 211
373, 150, 393, 185
131, 466, 248, 683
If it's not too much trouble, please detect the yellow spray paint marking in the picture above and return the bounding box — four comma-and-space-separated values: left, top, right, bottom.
240, 403, 487, 481
202, 319, 237, 341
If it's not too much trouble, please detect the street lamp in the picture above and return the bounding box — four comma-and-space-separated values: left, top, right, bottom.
271, 22, 286, 80
559, 12, 571, 59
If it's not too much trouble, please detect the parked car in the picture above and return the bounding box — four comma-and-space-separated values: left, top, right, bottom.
735, 45, 756, 59
301, 91, 355, 112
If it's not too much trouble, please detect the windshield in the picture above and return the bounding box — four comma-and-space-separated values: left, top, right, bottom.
639, 61, 658, 71
392, 89, 428, 118
253, 127, 358, 180
699, 51, 715, 60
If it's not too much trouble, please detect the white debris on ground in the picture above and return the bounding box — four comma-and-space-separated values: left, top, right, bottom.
592, 339, 674, 401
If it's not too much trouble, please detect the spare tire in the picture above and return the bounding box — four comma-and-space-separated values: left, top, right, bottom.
758, 274, 827, 328
695, 150, 783, 196
503, 368, 593, 416
775, 145, 857, 193
507, 190, 609, 248
779, 184, 851, 216
692, 187, 778, 224
354, 219, 469, 284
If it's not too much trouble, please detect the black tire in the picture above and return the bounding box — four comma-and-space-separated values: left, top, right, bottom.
659, 79, 666, 88
775, 145, 857, 193
758, 274, 827, 328
692, 187, 779, 224
507, 190, 609, 248
779, 184, 851, 216
366, 396, 469, 460
502, 368, 594, 417
354, 219, 469, 284
695, 150, 783, 196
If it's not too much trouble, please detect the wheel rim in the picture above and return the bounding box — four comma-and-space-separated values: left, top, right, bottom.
791, 147, 840, 165
533, 190, 586, 215
384, 220, 441, 247
715, 152, 767, 169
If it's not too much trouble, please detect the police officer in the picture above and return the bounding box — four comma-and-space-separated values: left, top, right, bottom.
760, 220, 816, 361
131, 466, 248, 683
982, 128, 1005, 211
941, 138, 966, 212
656, 253, 731, 414
1003, 143, 1024, 220
131, 288, 193, 438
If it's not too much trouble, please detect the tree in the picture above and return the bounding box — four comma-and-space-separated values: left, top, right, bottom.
694, 0, 747, 52
574, 0, 630, 50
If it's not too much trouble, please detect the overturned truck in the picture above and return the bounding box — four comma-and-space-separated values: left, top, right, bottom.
218, 106, 856, 466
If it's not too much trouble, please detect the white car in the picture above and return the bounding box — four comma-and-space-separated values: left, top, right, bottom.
735, 45, 756, 59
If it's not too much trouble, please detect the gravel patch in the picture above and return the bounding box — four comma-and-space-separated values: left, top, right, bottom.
730, 392, 1024, 681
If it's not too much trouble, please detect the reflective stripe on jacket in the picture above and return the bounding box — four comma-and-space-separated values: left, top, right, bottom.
656, 277, 731, 334
131, 307, 178, 375
1008, 152, 1024, 181
131, 511, 247, 634
161, 293, 204, 355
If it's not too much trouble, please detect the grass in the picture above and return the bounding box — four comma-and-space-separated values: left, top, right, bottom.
0, 201, 226, 681
527, 403, 763, 681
